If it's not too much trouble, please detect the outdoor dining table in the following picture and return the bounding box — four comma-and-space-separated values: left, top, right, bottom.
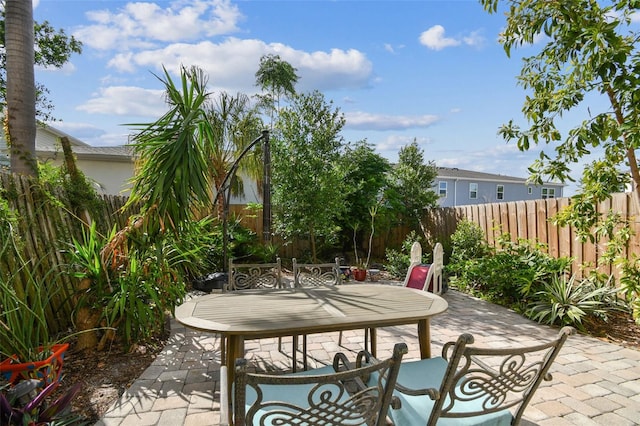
174, 283, 448, 402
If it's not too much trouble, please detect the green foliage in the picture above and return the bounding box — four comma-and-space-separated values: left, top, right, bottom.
384, 140, 438, 234
447, 230, 571, 306
0, 380, 87, 425
527, 274, 619, 330
384, 231, 425, 279
0, 15, 83, 121
255, 53, 299, 125
272, 90, 348, 261
481, 0, 640, 323
38, 162, 105, 224
205, 91, 264, 215
0, 231, 63, 362
447, 220, 489, 272
127, 66, 212, 235
340, 141, 391, 241
68, 221, 192, 349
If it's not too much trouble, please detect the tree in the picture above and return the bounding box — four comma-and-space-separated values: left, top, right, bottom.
205, 91, 264, 218
339, 141, 391, 254
480, 0, 640, 321
272, 90, 347, 261
385, 140, 438, 239
0, 10, 83, 122
5, 0, 37, 176
126, 66, 212, 234
255, 54, 299, 127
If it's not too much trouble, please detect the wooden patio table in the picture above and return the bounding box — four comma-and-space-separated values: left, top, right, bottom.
174, 283, 448, 409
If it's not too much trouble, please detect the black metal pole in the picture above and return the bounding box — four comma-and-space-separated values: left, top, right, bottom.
262, 129, 271, 242
218, 131, 270, 270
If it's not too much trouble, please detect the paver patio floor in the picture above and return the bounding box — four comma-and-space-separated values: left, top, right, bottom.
97, 287, 640, 426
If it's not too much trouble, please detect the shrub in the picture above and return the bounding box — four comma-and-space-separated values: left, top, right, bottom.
447, 228, 571, 306
384, 231, 424, 279
527, 274, 621, 330
446, 220, 488, 277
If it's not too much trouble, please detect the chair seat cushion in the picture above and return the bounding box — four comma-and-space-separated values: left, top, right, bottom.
374, 357, 513, 426
406, 265, 430, 290
242, 365, 364, 425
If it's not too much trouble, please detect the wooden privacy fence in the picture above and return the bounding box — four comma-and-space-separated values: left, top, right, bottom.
448, 192, 639, 278
0, 173, 130, 334
233, 192, 637, 278
3, 170, 631, 337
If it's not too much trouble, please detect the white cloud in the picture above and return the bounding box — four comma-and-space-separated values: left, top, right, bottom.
107, 38, 373, 94
463, 30, 485, 48
345, 111, 441, 131
77, 86, 167, 117
75, 0, 243, 51
419, 25, 486, 51
36, 61, 77, 75
419, 25, 460, 50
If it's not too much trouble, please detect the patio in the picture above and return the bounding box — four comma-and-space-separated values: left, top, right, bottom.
96, 287, 640, 426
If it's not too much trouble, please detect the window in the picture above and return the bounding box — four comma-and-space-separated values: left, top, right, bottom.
528, 187, 533, 194
496, 185, 504, 200
542, 187, 556, 199
438, 181, 447, 197
469, 183, 478, 199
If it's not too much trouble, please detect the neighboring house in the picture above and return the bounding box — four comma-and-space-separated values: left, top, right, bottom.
0, 124, 135, 195
434, 167, 565, 207
0, 123, 261, 202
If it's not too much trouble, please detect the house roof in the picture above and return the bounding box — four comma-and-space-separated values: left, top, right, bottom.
0, 123, 134, 163
38, 144, 134, 162
436, 167, 565, 187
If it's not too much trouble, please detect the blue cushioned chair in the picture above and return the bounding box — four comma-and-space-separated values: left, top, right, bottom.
371, 327, 574, 425
232, 343, 408, 426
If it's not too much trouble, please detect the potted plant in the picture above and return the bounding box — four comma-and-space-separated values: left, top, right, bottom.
351, 201, 381, 281
0, 229, 70, 387
0, 379, 86, 425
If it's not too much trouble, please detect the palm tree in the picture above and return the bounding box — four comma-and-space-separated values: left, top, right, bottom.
125, 66, 212, 234
205, 91, 263, 218
5, 0, 38, 177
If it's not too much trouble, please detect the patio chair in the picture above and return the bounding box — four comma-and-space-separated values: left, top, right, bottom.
281, 258, 342, 371
383, 326, 574, 425
403, 242, 443, 294
220, 258, 284, 364
229, 342, 408, 426
343, 242, 443, 356
225, 258, 283, 292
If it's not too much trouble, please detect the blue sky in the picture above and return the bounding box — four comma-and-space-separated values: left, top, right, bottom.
32, 0, 610, 195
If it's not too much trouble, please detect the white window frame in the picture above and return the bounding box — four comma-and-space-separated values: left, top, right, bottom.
496, 184, 504, 200
438, 181, 447, 197
469, 182, 478, 199
528, 186, 533, 194
542, 187, 556, 199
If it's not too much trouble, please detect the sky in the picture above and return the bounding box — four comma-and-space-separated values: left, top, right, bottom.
31, 0, 618, 195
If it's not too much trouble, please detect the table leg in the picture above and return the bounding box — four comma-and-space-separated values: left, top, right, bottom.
418, 319, 431, 359
225, 335, 244, 425
369, 328, 377, 358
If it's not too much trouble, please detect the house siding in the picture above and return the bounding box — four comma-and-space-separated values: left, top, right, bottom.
435, 175, 564, 207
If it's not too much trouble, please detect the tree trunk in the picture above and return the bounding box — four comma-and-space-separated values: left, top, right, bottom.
74, 278, 100, 351
5, 0, 38, 177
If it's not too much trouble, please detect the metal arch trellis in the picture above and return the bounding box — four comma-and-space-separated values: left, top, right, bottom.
215, 129, 270, 271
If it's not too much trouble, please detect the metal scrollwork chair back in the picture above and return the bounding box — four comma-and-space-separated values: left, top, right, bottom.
293, 257, 342, 288
226, 258, 283, 292
221, 258, 284, 364
284, 257, 342, 371
233, 342, 408, 426
388, 327, 575, 425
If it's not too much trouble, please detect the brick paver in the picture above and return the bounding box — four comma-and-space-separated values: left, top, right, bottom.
96, 287, 640, 425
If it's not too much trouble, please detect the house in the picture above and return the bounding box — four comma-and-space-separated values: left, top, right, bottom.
0, 124, 261, 201
434, 167, 565, 207
1, 124, 135, 195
